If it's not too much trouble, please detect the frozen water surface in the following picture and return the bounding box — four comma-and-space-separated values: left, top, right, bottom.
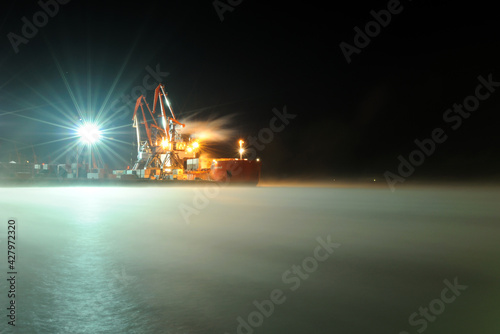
0, 185, 499, 333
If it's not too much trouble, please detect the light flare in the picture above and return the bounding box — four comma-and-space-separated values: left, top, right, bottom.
77, 123, 101, 144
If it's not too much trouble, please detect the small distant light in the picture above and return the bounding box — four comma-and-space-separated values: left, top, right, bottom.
256, 158, 260, 162
373, 179, 376, 182
192, 142, 199, 149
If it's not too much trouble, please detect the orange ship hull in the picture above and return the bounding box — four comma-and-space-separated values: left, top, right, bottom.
209, 159, 261, 185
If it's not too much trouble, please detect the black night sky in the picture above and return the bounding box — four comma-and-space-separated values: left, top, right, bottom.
1, 1, 500, 181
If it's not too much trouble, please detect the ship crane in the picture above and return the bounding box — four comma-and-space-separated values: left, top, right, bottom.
131, 84, 192, 178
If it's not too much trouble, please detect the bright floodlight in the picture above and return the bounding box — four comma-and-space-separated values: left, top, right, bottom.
161, 138, 169, 149
78, 124, 101, 144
